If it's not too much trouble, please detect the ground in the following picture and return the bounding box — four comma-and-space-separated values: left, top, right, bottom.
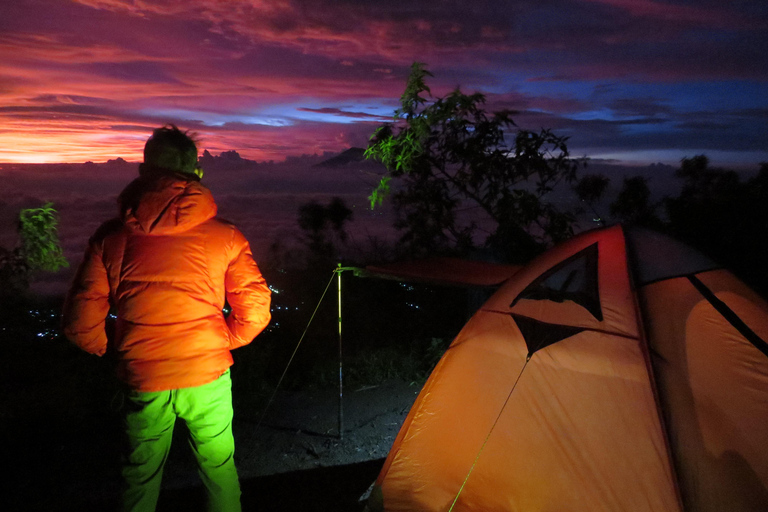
161, 378, 422, 504
233, 379, 421, 479
3, 352, 422, 512
1, 304, 429, 511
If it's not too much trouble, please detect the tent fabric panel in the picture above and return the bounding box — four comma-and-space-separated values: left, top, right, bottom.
377, 312, 529, 511
494, 225, 638, 339
377, 310, 680, 512
371, 310, 483, 491
639, 270, 768, 512
625, 227, 719, 286
452, 330, 680, 512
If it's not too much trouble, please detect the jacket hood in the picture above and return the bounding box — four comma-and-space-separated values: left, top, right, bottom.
118, 173, 217, 235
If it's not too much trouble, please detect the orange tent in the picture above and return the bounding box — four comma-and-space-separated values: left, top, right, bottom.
366, 225, 768, 512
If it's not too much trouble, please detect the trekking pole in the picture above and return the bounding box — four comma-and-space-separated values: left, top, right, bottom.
337, 263, 344, 440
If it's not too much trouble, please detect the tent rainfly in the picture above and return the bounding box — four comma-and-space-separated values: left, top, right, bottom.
365, 225, 768, 512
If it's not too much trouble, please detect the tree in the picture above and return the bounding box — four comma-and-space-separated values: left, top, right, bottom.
665, 156, 768, 295
574, 174, 610, 227
0, 246, 29, 298
0, 202, 68, 300
608, 176, 663, 228
365, 63, 583, 263
297, 197, 353, 268
588, 154, 768, 296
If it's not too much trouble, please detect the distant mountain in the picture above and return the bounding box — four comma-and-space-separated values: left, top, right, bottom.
198, 149, 259, 170
314, 147, 366, 167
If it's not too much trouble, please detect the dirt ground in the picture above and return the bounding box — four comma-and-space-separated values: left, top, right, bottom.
161, 379, 421, 511
161, 378, 422, 493
3, 368, 422, 512
1, 304, 428, 512
235, 379, 422, 478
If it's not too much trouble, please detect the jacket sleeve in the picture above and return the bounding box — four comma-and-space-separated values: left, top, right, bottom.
225, 229, 271, 349
62, 238, 111, 356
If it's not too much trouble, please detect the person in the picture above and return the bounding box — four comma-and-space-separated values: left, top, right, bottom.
62, 125, 271, 512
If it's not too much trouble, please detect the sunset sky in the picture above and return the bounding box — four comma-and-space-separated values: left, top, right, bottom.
2, 0, 767, 166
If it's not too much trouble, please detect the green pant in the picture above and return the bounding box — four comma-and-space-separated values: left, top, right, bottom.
121, 370, 241, 512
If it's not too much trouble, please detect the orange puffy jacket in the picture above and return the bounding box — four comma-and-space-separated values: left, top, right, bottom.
63, 173, 271, 392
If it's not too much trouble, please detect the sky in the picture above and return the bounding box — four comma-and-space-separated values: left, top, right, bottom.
2, 0, 768, 296
1, 0, 767, 167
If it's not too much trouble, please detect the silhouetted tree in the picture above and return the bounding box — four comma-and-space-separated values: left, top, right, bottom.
590, 155, 768, 295
365, 62, 584, 263
609, 176, 663, 228
0, 246, 29, 299
297, 197, 353, 269
575, 174, 610, 226
666, 156, 768, 294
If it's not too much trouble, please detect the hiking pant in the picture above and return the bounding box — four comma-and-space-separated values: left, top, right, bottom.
121, 370, 241, 512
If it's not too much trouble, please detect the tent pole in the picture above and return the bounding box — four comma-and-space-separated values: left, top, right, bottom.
337, 264, 344, 440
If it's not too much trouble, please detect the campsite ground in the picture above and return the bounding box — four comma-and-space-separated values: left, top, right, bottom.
161, 379, 422, 511
3, 278, 460, 511
2, 324, 423, 512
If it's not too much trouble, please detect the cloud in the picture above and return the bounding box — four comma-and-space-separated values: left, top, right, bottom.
0, 33, 176, 65
0, 0, 766, 166
582, 0, 749, 27
608, 97, 674, 117
295, 107, 389, 120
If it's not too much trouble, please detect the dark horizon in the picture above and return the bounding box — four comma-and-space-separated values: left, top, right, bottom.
3, 148, 747, 298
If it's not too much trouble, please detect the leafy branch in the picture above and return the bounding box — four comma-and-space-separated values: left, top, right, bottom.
1, 202, 68, 297
364, 63, 584, 261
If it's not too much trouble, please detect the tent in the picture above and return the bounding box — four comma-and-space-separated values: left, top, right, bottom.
365, 225, 768, 512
